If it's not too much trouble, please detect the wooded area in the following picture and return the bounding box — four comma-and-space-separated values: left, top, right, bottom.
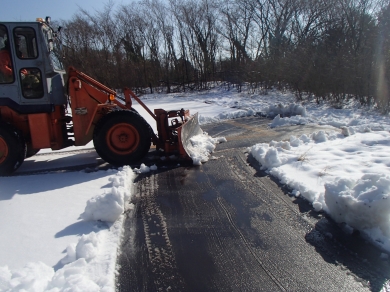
59, 0, 390, 111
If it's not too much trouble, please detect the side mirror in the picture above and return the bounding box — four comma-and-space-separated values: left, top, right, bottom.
48, 39, 53, 52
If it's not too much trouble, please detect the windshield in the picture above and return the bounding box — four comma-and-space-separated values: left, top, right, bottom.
41, 24, 64, 71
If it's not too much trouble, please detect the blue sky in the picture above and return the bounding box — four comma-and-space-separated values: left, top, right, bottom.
2, 0, 126, 22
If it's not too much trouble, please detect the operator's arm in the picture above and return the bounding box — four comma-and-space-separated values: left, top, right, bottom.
0, 50, 13, 77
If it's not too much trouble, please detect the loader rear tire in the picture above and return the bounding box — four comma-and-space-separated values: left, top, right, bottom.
93, 110, 152, 166
0, 123, 26, 175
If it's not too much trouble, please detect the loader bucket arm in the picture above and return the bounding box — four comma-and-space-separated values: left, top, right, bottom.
123, 88, 204, 160
68, 67, 117, 100
67, 67, 119, 146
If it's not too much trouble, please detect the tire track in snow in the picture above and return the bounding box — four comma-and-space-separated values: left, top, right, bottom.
139, 174, 186, 291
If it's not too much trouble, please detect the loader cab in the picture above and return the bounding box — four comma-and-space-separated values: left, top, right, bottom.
0, 18, 66, 113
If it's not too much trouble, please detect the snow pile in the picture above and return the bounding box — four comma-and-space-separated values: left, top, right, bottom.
270, 114, 312, 128
188, 133, 226, 165
60, 232, 100, 265
250, 130, 339, 171
133, 163, 158, 174
340, 126, 356, 136
265, 103, 307, 118
325, 174, 390, 241
46, 258, 101, 291
0, 263, 54, 292
214, 109, 256, 122
266, 99, 390, 132
250, 130, 390, 250
0, 167, 134, 291
80, 166, 134, 223
47, 231, 118, 291
195, 100, 306, 125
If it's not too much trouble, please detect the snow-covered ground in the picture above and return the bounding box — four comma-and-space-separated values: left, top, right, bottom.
0, 86, 390, 291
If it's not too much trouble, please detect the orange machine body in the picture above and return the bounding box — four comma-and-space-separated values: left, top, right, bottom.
0, 66, 196, 157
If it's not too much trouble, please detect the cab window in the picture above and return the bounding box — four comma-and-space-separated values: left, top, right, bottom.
20, 68, 44, 99
0, 25, 14, 84
13, 27, 38, 59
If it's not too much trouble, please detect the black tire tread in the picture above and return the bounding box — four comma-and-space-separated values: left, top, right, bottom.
0, 122, 26, 175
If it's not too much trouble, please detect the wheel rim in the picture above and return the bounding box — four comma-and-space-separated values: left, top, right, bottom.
0, 136, 8, 164
106, 123, 140, 155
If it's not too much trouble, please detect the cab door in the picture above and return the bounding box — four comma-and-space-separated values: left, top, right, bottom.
11, 24, 49, 106
0, 24, 19, 105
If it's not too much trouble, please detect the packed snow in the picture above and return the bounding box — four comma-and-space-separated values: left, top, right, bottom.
0, 86, 390, 291
0, 167, 134, 291
249, 130, 390, 247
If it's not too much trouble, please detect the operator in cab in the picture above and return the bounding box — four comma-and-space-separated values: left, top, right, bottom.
0, 39, 13, 82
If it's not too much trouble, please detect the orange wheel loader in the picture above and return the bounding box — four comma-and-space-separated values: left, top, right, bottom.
0, 17, 202, 175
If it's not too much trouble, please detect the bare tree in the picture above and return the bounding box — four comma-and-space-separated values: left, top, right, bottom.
374, 1, 390, 111
170, 0, 220, 88
58, 0, 390, 108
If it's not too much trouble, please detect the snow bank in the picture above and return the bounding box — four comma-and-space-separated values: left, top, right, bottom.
46, 258, 101, 291
266, 103, 307, 118
267, 99, 390, 133
262, 103, 308, 128
0, 263, 54, 292
0, 167, 134, 291
325, 174, 390, 242
80, 166, 134, 223
250, 130, 390, 251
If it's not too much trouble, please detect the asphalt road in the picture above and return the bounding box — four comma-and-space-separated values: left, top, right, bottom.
117, 116, 390, 292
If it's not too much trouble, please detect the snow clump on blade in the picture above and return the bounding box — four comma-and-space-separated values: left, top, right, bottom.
188, 133, 226, 166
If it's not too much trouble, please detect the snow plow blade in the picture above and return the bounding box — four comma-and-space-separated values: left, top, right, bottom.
178, 113, 203, 159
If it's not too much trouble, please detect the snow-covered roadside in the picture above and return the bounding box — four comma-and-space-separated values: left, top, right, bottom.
239, 89, 390, 252
249, 128, 390, 252
0, 130, 224, 291
0, 167, 135, 291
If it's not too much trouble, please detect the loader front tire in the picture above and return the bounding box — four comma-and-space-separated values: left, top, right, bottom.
26, 143, 40, 158
93, 111, 152, 166
0, 123, 26, 175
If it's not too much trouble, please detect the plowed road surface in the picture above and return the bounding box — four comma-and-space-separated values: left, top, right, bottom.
116, 116, 390, 292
